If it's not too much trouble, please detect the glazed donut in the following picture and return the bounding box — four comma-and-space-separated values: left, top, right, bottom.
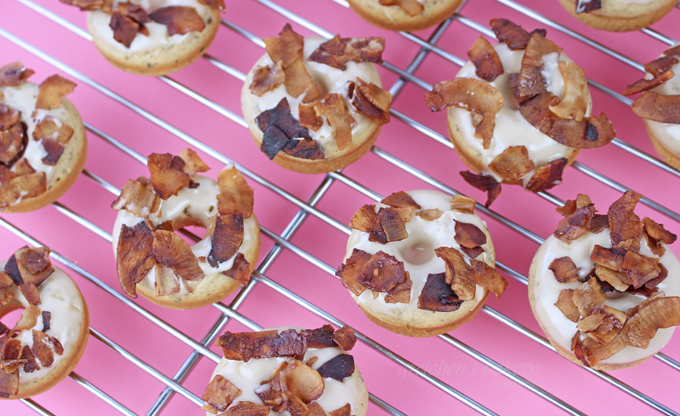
557, 0, 676, 32
346, 0, 463, 32
202, 325, 368, 416
0, 62, 87, 213
0, 247, 89, 399
624, 43, 680, 171
242, 24, 393, 174
111, 149, 261, 309
61, 0, 222, 76
336, 190, 507, 337
529, 192, 680, 370
426, 19, 615, 206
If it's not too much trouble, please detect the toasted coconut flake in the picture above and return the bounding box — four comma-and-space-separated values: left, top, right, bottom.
555, 289, 580, 322
435, 247, 476, 301
369, 208, 408, 244
645, 263, 668, 291
0, 123, 25, 165
286, 361, 324, 403
177, 148, 209, 175
489, 18, 546, 50
418, 272, 463, 312
643, 217, 676, 257
222, 401, 270, 416
554, 205, 595, 243
426, 79, 503, 149
349, 204, 376, 232
208, 214, 244, 267
0, 62, 34, 87
154, 265, 180, 297
472, 259, 507, 298
378, 0, 423, 16
577, 309, 605, 332
148, 153, 191, 200
298, 102, 323, 132
622, 296, 680, 348
307, 402, 327, 416
464, 246, 486, 259
450, 195, 476, 214
381, 191, 420, 223
526, 158, 568, 193
35, 75, 76, 110
489, 145, 535, 182
111, 178, 161, 217
308, 36, 385, 70
588, 214, 609, 234
645, 45, 680, 76
0, 271, 12, 288
0, 287, 12, 307
580, 334, 625, 367
153, 230, 204, 281
302, 325, 335, 349
12, 305, 41, 332
316, 354, 355, 381
109, 12, 140, 47
514, 33, 562, 102
255, 98, 322, 160
573, 278, 606, 317
467, 36, 504, 82
16, 247, 53, 286
249, 61, 285, 97
595, 264, 630, 292
264, 24, 320, 103
51, 337, 63, 355
0, 105, 20, 131
31, 329, 54, 367
148, 6, 205, 36
40, 137, 65, 166
590, 246, 625, 273
417, 209, 444, 221
333, 326, 357, 351
223, 253, 251, 286
608, 191, 643, 252
336, 249, 372, 296
624, 70, 674, 96
556, 194, 593, 216
353, 251, 411, 298
460, 171, 501, 207
314, 93, 356, 151
549, 256, 580, 283
549, 62, 588, 121
0, 166, 16, 185
631, 91, 680, 124
217, 165, 254, 218
454, 222, 487, 249
20, 283, 40, 306
202, 375, 242, 412
622, 250, 660, 289
117, 221, 155, 298
33, 116, 74, 145
216, 329, 307, 361
604, 305, 628, 327
348, 78, 392, 126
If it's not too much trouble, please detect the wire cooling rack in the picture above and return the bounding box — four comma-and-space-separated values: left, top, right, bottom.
2, 0, 680, 414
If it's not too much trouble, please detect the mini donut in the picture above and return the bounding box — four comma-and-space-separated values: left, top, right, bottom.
242, 24, 393, 174
61, 0, 223, 76
202, 325, 368, 416
336, 190, 507, 338
0, 62, 87, 213
557, 0, 676, 32
624, 43, 680, 171
528, 192, 680, 370
426, 19, 615, 206
111, 149, 261, 310
346, 0, 463, 32
0, 246, 89, 399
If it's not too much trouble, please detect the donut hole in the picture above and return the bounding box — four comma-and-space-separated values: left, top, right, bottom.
0, 306, 25, 331
400, 239, 435, 266
166, 215, 209, 244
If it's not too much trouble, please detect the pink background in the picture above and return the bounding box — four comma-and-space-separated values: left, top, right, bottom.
2, 0, 680, 414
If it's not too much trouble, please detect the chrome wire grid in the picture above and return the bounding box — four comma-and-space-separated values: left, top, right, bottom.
2, 0, 680, 414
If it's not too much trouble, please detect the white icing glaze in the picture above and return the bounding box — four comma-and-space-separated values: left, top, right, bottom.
0, 261, 86, 383
253, 37, 382, 154
0, 82, 73, 183
532, 231, 680, 364
111, 173, 258, 295
345, 190, 488, 316
87, 0, 212, 54
644, 43, 680, 154
450, 43, 591, 186
207, 327, 363, 416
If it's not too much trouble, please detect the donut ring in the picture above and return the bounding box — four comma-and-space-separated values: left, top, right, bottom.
111, 150, 260, 310
61, 0, 222, 76
557, 0, 676, 32
347, 0, 463, 32
529, 192, 680, 370
0, 63, 87, 213
242, 25, 393, 174
337, 190, 507, 338
0, 247, 89, 399
202, 326, 368, 416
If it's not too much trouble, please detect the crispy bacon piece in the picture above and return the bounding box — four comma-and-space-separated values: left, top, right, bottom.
622, 250, 661, 289
32, 329, 54, 367
622, 296, 680, 348
33, 116, 74, 144
21, 345, 40, 373
20, 283, 41, 305
630, 91, 680, 124
15, 247, 53, 286
202, 375, 242, 412
418, 272, 463, 312
549, 62, 588, 122
549, 256, 579, 283
281, 137, 325, 160
58, 0, 109, 11
216, 329, 307, 361
110, 12, 140, 48
625, 45, 680, 95
473, 259, 507, 299
624, 71, 674, 96
223, 253, 251, 286
450, 195, 476, 214
0, 62, 34, 87
0, 105, 20, 131
116, 221, 155, 298
333, 326, 357, 351
576, 334, 625, 367
153, 230, 204, 281
154, 265, 181, 296
0, 123, 24, 165
148, 153, 192, 200
35, 75, 76, 110
316, 354, 355, 382
0, 366, 18, 398
255, 98, 322, 160
177, 148, 209, 175
489, 18, 547, 51
222, 401, 270, 416
0, 171, 46, 208
435, 246, 475, 301
349, 204, 376, 232
591, 245, 625, 271
41, 311, 51, 332
426, 78, 503, 150
41, 137, 65, 166
488, 145, 535, 182
348, 78, 392, 126
554, 205, 595, 243
576, 0, 601, 13
381, 191, 420, 223
460, 171, 501, 207
595, 265, 630, 292
556, 194, 593, 216
379, 0, 423, 16
454, 222, 486, 249
264, 24, 320, 103
467, 36, 504, 82
643, 217, 676, 257
608, 190, 643, 252
588, 214, 609, 234
112, 178, 161, 217
555, 289, 580, 322
298, 102, 323, 132
217, 164, 254, 218
314, 94, 356, 151
286, 360, 325, 402
308, 35, 385, 71
514, 33, 562, 103
249, 61, 285, 97
369, 208, 408, 244
573, 278, 606, 317
208, 214, 244, 267
336, 249, 372, 296
355, 251, 411, 294
417, 209, 444, 221
302, 325, 334, 349
148, 6, 205, 36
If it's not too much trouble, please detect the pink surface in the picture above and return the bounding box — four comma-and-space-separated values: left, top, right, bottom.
1, 0, 680, 415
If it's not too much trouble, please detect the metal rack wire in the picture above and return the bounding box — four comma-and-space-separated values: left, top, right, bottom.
2, 0, 680, 414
